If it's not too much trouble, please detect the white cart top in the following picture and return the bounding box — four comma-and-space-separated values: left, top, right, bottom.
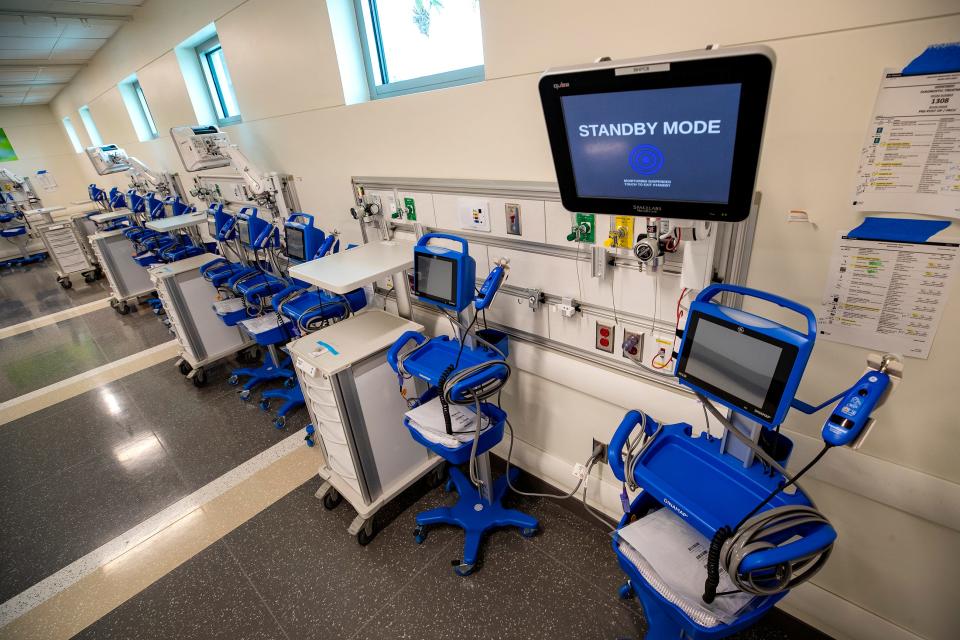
146, 212, 207, 232
24, 206, 65, 215
288, 240, 415, 294
89, 210, 131, 223
288, 309, 423, 375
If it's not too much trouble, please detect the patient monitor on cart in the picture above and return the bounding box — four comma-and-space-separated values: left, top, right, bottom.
539, 45, 903, 638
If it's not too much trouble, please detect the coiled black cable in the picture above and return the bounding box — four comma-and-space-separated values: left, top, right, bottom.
436, 364, 456, 435
702, 526, 732, 603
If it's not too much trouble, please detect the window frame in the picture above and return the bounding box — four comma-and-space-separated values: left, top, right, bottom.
196, 35, 241, 125
133, 80, 159, 139
78, 106, 103, 147
352, 0, 484, 100
62, 116, 83, 153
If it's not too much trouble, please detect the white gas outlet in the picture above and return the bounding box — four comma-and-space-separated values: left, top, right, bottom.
458, 198, 491, 232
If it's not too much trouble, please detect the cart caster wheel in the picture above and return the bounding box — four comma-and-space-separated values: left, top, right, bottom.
304, 436, 315, 447
84, 273, 96, 284
116, 302, 130, 315
520, 526, 539, 539
192, 368, 208, 387
273, 416, 285, 430
283, 377, 296, 389
322, 491, 342, 510
228, 374, 240, 386
453, 562, 475, 577
110, 298, 118, 309
618, 581, 633, 599
239, 389, 252, 402
259, 398, 271, 412
357, 526, 375, 546
178, 361, 192, 376
238, 348, 259, 364
59, 278, 72, 289
427, 465, 446, 489
413, 525, 427, 544
95, 267, 104, 280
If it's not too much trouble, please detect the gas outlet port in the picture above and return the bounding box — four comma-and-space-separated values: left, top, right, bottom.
622, 330, 644, 361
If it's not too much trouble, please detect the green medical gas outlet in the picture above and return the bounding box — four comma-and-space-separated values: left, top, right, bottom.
567, 213, 595, 243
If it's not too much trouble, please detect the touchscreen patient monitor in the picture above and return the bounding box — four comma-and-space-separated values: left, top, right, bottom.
539, 46, 774, 221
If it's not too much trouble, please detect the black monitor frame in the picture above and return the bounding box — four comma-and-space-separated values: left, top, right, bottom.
285, 226, 306, 262
675, 311, 798, 424
539, 47, 774, 222
414, 253, 458, 308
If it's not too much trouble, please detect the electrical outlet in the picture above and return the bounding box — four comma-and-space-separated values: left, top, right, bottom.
592, 438, 608, 464
595, 321, 614, 353
622, 330, 644, 360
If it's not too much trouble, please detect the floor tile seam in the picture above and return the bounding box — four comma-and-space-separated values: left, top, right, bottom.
0, 427, 308, 629
221, 539, 294, 640
0, 341, 179, 426
0, 298, 112, 340
344, 537, 459, 640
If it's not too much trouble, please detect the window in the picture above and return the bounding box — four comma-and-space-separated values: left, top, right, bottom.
78, 106, 102, 146
62, 116, 82, 153
197, 35, 240, 124
354, 0, 484, 99
119, 76, 159, 142
135, 81, 158, 138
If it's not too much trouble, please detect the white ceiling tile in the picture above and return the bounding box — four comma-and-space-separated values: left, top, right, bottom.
0, 86, 28, 97
0, 97, 24, 105
52, 37, 106, 52
0, 16, 64, 38
0, 36, 58, 51
34, 66, 80, 82
0, 49, 53, 60
0, 68, 37, 83
47, 49, 95, 62
60, 20, 120, 39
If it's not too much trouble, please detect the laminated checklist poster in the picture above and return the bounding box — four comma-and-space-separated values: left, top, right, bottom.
819, 226, 958, 359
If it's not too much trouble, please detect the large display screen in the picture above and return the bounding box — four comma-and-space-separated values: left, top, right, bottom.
560, 83, 741, 204
538, 48, 773, 221
415, 253, 456, 306
680, 315, 782, 409
286, 227, 306, 262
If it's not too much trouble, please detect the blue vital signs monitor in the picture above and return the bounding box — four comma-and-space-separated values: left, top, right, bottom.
413, 233, 477, 313
674, 284, 816, 428
539, 46, 774, 221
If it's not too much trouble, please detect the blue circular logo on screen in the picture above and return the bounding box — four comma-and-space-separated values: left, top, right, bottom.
629, 144, 664, 175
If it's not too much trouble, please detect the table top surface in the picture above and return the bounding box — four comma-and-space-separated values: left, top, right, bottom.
288, 240, 415, 294
146, 212, 207, 232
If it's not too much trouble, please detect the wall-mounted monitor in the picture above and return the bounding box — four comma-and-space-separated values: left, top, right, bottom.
539, 46, 774, 221
85, 144, 131, 175
170, 125, 232, 172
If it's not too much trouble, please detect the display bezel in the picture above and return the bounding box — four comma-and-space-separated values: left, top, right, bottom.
414, 252, 458, 308
676, 311, 798, 423
539, 50, 773, 221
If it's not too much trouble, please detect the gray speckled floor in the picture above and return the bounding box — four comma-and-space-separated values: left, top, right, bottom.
0, 261, 109, 329
0, 358, 307, 604
0, 306, 174, 402
72, 478, 833, 640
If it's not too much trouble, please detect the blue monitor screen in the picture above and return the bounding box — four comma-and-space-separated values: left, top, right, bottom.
560, 83, 741, 204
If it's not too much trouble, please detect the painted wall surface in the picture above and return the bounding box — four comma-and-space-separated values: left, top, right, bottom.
0, 105, 91, 208
45, 1, 960, 637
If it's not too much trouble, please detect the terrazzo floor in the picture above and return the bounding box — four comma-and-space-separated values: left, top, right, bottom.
72, 478, 833, 640
0, 261, 109, 329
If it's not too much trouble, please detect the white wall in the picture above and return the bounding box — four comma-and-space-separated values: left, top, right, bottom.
0, 105, 91, 208
45, 1, 960, 638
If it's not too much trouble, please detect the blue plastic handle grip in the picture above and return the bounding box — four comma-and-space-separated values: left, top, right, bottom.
239, 206, 258, 219
416, 232, 469, 255
387, 330, 427, 372
696, 284, 818, 340
475, 265, 505, 311
738, 523, 837, 575
254, 224, 276, 248
314, 235, 337, 259
608, 411, 643, 482
287, 212, 314, 226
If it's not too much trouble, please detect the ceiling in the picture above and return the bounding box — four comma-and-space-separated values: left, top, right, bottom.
0, 1, 144, 106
